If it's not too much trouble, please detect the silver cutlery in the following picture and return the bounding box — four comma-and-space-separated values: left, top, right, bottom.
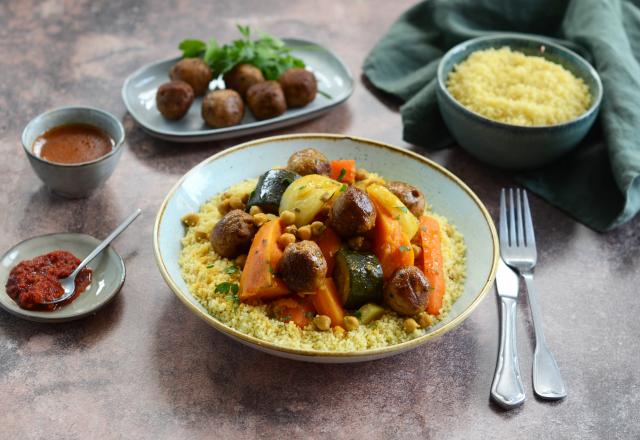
491, 258, 526, 409
500, 188, 567, 400
42, 209, 142, 305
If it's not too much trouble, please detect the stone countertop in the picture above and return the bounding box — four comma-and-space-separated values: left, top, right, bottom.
1, 1, 638, 439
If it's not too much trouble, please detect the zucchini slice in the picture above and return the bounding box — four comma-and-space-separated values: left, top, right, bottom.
334, 249, 383, 309
246, 169, 300, 214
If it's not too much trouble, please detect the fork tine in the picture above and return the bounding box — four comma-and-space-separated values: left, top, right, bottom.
515, 188, 525, 247
499, 188, 508, 245
508, 188, 516, 247
522, 190, 536, 248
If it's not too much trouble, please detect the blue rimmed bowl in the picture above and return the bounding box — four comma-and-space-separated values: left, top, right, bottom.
436, 33, 602, 170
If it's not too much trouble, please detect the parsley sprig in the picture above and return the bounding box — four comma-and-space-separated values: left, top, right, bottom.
179, 24, 306, 80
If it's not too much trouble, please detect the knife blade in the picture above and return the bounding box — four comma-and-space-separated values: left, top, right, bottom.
496, 258, 519, 299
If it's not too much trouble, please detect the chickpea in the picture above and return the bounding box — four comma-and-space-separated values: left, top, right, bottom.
347, 236, 366, 251
266, 214, 278, 222
235, 254, 247, 269
218, 199, 231, 215
403, 318, 419, 333
310, 221, 326, 236
284, 224, 298, 235
343, 316, 360, 331
297, 225, 312, 240
249, 205, 262, 215
280, 210, 296, 226
194, 230, 209, 242
181, 212, 199, 227
222, 191, 233, 199
278, 232, 297, 249
228, 196, 244, 210
313, 315, 332, 331
241, 193, 250, 203
412, 244, 422, 259
355, 168, 369, 181
253, 213, 269, 227
417, 312, 434, 329
333, 326, 345, 337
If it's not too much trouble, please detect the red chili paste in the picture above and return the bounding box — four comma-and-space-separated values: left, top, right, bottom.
5, 250, 92, 311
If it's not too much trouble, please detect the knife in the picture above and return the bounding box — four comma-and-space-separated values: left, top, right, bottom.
490, 259, 526, 409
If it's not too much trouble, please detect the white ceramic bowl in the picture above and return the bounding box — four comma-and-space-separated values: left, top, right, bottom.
153, 134, 498, 363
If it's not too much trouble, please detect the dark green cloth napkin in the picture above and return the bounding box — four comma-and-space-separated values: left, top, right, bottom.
363, 0, 640, 231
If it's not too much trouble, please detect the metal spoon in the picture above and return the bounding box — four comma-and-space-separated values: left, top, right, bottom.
42, 209, 142, 305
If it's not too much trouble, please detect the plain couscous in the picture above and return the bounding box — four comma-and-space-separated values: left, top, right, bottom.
446, 46, 591, 126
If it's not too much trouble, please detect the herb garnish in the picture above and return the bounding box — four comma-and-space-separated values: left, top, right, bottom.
337, 168, 347, 182
399, 245, 412, 252
298, 185, 307, 190
206, 264, 214, 269
215, 282, 239, 294
224, 265, 240, 274
179, 24, 306, 80
396, 206, 408, 213
340, 184, 347, 192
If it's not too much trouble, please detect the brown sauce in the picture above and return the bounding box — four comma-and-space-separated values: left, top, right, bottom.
33, 123, 114, 164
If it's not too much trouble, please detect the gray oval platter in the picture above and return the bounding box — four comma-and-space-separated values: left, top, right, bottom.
121, 38, 354, 143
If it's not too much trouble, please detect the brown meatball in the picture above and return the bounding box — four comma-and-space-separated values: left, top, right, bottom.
210, 209, 257, 258
224, 64, 265, 99
387, 181, 426, 218
156, 81, 194, 120
384, 266, 430, 316
278, 240, 327, 292
330, 186, 377, 238
201, 90, 244, 128
286, 148, 330, 176
169, 58, 212, 96
246, 81, 287, 120
279, 68, 317, 107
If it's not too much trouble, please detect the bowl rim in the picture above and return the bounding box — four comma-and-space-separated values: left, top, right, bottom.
153, 133, 499, 359
436, 33, 603, 130
21, 105, 126, 168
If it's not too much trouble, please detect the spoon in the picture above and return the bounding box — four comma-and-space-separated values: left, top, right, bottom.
42, 209, 142, 305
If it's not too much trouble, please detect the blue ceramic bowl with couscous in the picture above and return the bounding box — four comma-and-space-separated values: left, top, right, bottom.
436, 33, 602, 170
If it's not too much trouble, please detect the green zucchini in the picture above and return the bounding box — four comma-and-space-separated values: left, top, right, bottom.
356, 303, 386, 324
334, 249, 383, 309
246, 169, 300, 214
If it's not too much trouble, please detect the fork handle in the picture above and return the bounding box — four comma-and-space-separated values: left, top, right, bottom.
522, 272, 567, 400
491, 296, 525, 409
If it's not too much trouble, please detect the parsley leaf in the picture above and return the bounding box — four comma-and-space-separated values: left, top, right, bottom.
337, 168, 346, 182
180, 25, 306, 80
399, 245, 412, 252
215, 282, 239, 294
224, 266, 239, 274
206, 264, 214, 269
340, 184, 347, 192
396, 206, 408, 213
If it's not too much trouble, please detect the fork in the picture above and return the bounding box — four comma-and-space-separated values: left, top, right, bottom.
500, 188, 567, 400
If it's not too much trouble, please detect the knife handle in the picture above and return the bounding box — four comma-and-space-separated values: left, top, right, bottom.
491, 296, 526, 409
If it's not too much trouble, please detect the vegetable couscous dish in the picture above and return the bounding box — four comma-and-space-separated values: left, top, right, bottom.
179, 148, 466, 351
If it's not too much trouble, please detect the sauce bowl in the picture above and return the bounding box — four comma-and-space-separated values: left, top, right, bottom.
21, 106, 125, 198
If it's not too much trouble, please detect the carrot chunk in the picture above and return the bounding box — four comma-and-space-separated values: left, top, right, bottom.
330, 160, 356, 184
418, 216, 446, 315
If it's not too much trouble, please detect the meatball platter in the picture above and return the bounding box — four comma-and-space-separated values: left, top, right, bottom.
123, 39, 353, 142
154, 134, 499, 362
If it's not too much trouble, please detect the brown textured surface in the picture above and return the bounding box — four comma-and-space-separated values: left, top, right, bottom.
1, 1, 639, 439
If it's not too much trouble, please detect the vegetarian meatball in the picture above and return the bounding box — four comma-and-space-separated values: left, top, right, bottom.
387, 181, 426, 218
201, 89, 244, 128
286, 148, 330, 176
210, 209, 257, 258
279, 68, 317, 107
224, 64, 265, 99
384, 266, 430, 316
156, 81, 194, 120
330, 186, 377, 238
246, 81, 287, 120
169, 58, 212, 96
278, 240, 327, 292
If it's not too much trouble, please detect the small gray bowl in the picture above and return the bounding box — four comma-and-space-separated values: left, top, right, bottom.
21, 106, 125, 198
436, 34, 603, 170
